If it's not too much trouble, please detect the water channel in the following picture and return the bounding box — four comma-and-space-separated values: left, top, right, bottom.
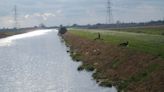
0, 29, 117, 92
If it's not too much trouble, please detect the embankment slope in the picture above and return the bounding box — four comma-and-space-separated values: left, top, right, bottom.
63, 30, 164, 92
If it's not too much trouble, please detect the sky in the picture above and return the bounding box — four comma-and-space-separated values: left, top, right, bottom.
0, 0, 164, 28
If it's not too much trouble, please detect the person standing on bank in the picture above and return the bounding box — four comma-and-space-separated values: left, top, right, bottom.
94, 32, 102, 40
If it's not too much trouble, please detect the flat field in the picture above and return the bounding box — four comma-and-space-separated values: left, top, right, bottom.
69, 27, 164, 58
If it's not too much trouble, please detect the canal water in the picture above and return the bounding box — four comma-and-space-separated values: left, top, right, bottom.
0, 29, 117, 92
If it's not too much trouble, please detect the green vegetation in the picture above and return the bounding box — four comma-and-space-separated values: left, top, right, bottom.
99, 81, 113, 87
68, 28, 164, 58
70, 51, 82, 62
0, 31, 21, 38
92, 71, 113, 87
92, 71, 107, 79
78, 64, 95, 72
77, 65, 84, 71
110, 26, 164, 35
0, 30, 30, 38
64, 27, 164, 92
64, 29, 164, 92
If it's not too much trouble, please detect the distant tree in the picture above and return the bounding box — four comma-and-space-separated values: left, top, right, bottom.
116, 20, 121, 24
58, 25, 67, 35
72, 24, 78, 27
34, 26, 38, 28
39, 23, 46, 28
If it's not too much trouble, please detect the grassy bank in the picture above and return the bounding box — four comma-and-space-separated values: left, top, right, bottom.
110, 26, 164, 35
68, 28, 164, 58
63, 28, 164, 92
0, 32, 16, 38
0, 28, 39, 39
0, 31, 22, 38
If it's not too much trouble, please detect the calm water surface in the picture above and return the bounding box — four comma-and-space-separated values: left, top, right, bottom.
0, 29, 117, 92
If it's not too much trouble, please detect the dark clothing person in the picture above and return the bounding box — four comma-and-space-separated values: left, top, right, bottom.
98, 33, 100, 39
94, 32, 101, 40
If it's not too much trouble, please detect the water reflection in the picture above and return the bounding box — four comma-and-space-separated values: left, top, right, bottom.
0, 29, 117, 92
0, 29, 57, 46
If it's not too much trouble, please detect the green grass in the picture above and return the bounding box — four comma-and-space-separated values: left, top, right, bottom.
110, 26, 164, 35
68, 28, 164, 58
70, 51, 82, 62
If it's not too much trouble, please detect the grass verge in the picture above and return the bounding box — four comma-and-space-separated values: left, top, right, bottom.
63, 28, 164, 92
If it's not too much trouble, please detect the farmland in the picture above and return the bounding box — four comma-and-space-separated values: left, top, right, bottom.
68, 27, 164, 58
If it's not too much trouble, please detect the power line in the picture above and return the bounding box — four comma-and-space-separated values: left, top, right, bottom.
106, 0, 112, 24
14, 5, 18, 29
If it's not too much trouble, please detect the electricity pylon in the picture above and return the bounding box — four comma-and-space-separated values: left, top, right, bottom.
106, 0, 112, 24
14, 5, 18, 29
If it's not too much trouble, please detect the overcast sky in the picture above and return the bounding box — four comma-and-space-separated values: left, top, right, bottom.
0, 0, 164, 28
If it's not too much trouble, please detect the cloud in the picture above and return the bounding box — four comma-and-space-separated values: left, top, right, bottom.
56, 10, 62, 14
24, 15, 30, 19
0, 16, 14, 28
0, 0, 164, 27
24, 13, 56, 21
113, 2, 164, 22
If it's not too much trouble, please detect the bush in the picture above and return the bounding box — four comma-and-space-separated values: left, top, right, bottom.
58, 27, 67, 34
161, 32, 164, 35
77, 64, 95, 72
77, 66, 84, 71
99, 81, 113, 87
70, 51, 81, 62
84, 64, 95, 72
